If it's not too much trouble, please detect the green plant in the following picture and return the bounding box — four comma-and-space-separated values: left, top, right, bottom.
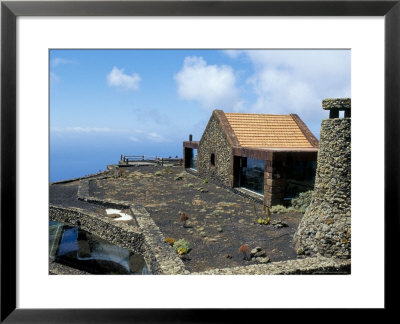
270, 205, 290, 214
173, 239, 190, 255
291, 190, 313, 213
163, 167, 173, 174
155, 171, 162, 176
262, 201, 271, 224
203, 179, 208, 184
249, 198, 258, 219
164, 237, 175, 246
174, 172, 185, 181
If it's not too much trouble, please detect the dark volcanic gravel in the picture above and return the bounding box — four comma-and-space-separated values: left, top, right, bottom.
50, 165, 303, 273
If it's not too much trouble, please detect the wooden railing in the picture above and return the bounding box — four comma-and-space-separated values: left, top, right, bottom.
120, 155, 182, 166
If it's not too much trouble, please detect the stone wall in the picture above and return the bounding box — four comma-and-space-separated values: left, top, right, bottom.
197, 113, 232, 186
294, 117, 351, 258
49, 205, 145, 254
191, 256, 351, 275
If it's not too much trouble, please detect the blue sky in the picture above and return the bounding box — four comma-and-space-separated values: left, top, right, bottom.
50, 49, 350, 181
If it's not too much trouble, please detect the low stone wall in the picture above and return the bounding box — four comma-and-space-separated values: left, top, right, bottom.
50, 178, 189, 275
50, 170, 107, 185
49, 205, 145, 254
191, 256, 350, 275
294, 117, 351, 258
131, 205, 189, 275
50, 204, 188, 275
49, 259, 89, 275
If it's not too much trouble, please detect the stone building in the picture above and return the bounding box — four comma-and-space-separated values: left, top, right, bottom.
294, 98, 351, 259
183, 110, 319, 206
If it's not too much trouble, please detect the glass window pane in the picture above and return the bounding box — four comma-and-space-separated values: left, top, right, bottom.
240, 158, 264, 194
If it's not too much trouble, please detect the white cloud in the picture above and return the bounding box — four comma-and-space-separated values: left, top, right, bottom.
147, 132, 169, 142
129, 136, 140, 142
107, 67, 141, 91
223, 50, 245, 59
51, 58, 75, 67
174, 56, 243, 111
50, 72, 60, 82
51, 127, 111, 133
238, 50, 351, 136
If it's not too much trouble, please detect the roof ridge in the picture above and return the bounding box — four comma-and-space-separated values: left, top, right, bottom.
213, 110, 241, 148
224, 112, 292, 116
290, 114, 319, 148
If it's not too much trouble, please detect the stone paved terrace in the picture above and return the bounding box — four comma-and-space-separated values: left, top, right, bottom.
49, 164, 350, 274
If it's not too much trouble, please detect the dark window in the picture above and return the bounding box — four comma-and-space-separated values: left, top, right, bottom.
239, 157, 265, 195
190, 149, 198, 170
185, 148, 197, 170
284, 159, 317, 199
210, 153, 215, 166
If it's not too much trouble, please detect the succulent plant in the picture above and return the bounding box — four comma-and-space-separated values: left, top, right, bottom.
238, 244, 250, 261
179, 212, 189, 228
164, 237, 175, 246
173, 239, 190, 255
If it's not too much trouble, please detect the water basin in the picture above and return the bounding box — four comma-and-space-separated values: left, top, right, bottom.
49, 221, 150, 274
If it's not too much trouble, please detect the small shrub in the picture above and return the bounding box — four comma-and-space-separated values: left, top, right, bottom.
164, 237, 175, 246
262, 201, 271, 224
173, 239, 190, 255
203, 179, 208, 184
155, 171, 162, 176
164, 167, 173, 174
291, 190, 313, 213
257, 218, 269, 225
174, 173, 185, 180
270, 205, 289, 214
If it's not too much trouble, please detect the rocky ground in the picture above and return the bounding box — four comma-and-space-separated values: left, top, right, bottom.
50, 165, 305, 273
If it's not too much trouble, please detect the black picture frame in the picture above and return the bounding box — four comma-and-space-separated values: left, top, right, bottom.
1, 0, 398, 321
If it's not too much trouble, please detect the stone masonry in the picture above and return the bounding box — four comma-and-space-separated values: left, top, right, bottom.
197, 111, 233, 187
295, 98, 351, 259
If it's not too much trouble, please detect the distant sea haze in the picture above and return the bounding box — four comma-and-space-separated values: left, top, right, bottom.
50, 144, 182, 182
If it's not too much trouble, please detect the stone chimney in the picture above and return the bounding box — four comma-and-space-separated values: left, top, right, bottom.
322, 98, 351, 118
294, 98, 351, 259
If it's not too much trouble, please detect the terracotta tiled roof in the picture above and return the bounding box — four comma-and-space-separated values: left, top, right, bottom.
224, 112, 315, 148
